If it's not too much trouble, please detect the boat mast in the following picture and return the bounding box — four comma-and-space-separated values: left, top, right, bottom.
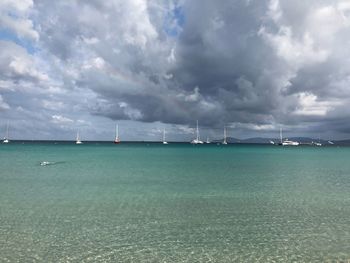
196, 120, 199, 141
163, 129, 165, 143
115, 124, 119, 141
5, 121, 9, 139
224, 125, 227, 144
280, 127, 283, 144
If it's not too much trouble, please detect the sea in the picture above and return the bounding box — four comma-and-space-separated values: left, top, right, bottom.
0, 142, 350, 262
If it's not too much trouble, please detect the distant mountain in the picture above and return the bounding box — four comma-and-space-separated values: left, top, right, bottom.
211, 137, 241, 143
213, 137, 342, 145
333, 139, 350, 145
212, 137, 273, 144
239, 137, 275, 144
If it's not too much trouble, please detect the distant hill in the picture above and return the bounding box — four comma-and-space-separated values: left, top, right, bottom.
213, 137, 342, 145
333, 140, 350, 145
212, 137, 273, 144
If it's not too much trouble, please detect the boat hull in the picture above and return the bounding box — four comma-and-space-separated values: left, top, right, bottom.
281, 141, 299, 146
191, 139, 203, 144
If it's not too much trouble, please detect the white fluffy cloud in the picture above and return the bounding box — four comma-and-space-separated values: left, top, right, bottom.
0, 95, 10, 110
0, 0, 38, 40
293, 92, 342, 117
0, 41, 49, 87
51, 114, 73, 124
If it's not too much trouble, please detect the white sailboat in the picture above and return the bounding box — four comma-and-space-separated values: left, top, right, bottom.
206, 137, 210, 144
76, 130, 83, 144
282, 140, 299, 146
313, 135, 322, 146
3, 121, 9, 144
191, 120, 203, 144
222, 125, 228, 145
312, 138, 322, 146
114, 124, 120, 144
162, 129, 168, 144
279, 127, 299, 146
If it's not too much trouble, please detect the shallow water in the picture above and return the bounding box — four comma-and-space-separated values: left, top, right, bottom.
0, 142, 350, 262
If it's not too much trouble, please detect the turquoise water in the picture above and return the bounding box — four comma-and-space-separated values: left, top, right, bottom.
1, 143, 350, 262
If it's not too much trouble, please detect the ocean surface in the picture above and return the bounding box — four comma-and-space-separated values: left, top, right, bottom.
0, 142, 350, 262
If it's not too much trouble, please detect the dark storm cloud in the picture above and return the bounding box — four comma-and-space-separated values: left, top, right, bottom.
151, 0, 287, 126
67, 0, 284, 128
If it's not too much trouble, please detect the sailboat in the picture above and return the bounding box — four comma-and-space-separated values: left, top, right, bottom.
278, 127, 299, 146
312, 137, 322, 146
162, 129, 168, 144
76, 131, 83, 144
313, 135, 322, 146
222, 125, 228, 145
206, 137, 210, 144
191, 120, 203, 144
3, 121, 9, 143
114, 124, 120, 144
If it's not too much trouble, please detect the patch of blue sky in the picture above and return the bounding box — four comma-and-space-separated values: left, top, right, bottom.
164, 6, 185, 37
0, 29, 37, 54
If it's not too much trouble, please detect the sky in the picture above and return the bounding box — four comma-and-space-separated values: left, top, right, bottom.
1, 0, 350, 141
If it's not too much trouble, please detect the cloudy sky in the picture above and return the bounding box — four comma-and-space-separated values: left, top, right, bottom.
1, 0, 350, 141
